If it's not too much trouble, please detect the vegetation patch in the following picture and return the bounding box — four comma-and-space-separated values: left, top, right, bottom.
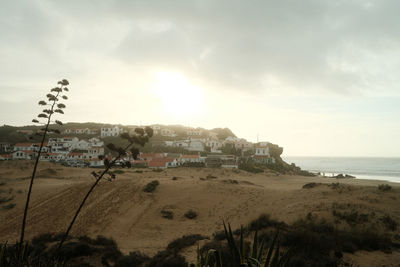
378, 184, 392, 191
2, 203, 16, 210
184, 210, 198, 219
380, 214, 398, 231
166, 234, 207, 254
152, 169, 163, 172
143, 180, 160, 193
332, 209, 370, 226
161, 209, 174, 220
238, 163, 264, 173
302, 182, 320, 189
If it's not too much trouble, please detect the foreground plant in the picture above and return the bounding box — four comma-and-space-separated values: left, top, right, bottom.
196, 222, 290, 267
19, 79, 69, 251
56, 127, 153, 251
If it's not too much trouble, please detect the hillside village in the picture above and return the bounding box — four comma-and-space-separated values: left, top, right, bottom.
0, 124, 278, 169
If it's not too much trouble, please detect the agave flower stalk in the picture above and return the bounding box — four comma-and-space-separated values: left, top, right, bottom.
19, 79, 69, 251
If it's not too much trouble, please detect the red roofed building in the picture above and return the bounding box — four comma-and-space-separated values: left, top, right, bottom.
148, 158, 177, 169
0, 154, 12, 160
179, 154, 204, 164
139, 153, 165, 162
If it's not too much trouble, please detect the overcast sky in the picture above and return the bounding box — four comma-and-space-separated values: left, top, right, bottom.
1, 0, 399, 157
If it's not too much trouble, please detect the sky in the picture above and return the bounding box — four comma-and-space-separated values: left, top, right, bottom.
1, 0, 400, 157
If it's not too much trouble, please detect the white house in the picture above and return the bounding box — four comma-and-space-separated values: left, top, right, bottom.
151, 125, 161, 135
255, 143, 270, 156
88, 137, 103, 147
13, 150, 35, 160
187, 139, 205, 152
90, 158, 104, 167
179, 154, 205, 164
101, 125, 121, 137
161, 128, 176, 137
187, 129, 203, 136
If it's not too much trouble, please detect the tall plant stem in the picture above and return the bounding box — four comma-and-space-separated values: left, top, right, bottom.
19, 91, 60, 251
56, 142, 132, 251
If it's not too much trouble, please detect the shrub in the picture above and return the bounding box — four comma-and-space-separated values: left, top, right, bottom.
172, 176, 178, 180
143, 180, 160, 192
184, 210, 198, 219
112, 170, 125, 175
166, 234, 206, 254
380, 215, 398, 231
332, 209, 369, 226
248, 214, 284, 231
3, 203, 16, 210
161, 209, 174, 219
302, 182, 319, 189
57, 242, 96, 260
0, 195, 14, 204
238, 163, 263, 173
116, 251, 149, 267
378, 184, 392, 191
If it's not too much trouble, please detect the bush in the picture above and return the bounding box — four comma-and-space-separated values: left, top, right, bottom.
302, 182, 319, 189
184, 210, 198, 219
3, 203, 15, 210
332, 209, 369, 226
161, 209, 174, 219
248, 214, 284, 231
143, 180, 160, 192
238, 163, 263, 173
166, 234, 206, 254
380, 215, 398, 231
378, 184, 392, 191
116, 251, 149, 267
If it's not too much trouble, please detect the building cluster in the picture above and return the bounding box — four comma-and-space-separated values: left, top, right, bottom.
0, 137, 105, 167
0, 124, 276, 169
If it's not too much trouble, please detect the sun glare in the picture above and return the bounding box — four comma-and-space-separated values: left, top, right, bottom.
153, 72, 204, 118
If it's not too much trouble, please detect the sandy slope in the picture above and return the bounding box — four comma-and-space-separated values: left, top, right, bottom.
0, 161, 399, 266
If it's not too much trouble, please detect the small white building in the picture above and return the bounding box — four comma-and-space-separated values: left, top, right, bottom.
187, 129, 203, 136
187, 139, 205, 152
161, 128, 176, 137
101, 125, 121, 137
90, 158, 104, 167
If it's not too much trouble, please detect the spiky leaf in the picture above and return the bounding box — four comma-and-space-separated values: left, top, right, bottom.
32, 119, 39, 123
62, 95, 68, 100
51, 87, 62, 93
58, 79, 69, 86
57, 103, 66, 109
38, 100, 47, 105
54, 109, 64, 114
38, 113, 48, 118
55, 120, 63, 125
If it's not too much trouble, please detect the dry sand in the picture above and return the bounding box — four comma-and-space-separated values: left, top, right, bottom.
0, 160, 399, 266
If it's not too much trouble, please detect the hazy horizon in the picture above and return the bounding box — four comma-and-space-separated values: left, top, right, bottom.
1, 0, 400, 157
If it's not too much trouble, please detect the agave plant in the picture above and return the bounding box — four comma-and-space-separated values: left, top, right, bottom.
196, 223, 290, 267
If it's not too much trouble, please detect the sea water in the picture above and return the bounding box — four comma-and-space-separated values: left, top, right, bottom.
283, 157, 400, 183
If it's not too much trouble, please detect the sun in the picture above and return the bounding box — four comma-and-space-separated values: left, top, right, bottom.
153, 72, 204, 118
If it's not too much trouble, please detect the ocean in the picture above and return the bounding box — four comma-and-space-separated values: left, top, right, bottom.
283, 157, 400, 183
